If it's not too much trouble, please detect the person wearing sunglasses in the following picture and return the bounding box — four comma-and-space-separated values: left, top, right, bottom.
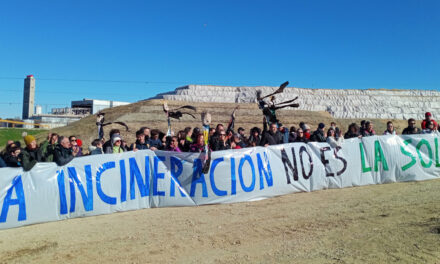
69, 135, 83, 157
211, 131, 230, 151
294, 128, 309, 143
112, 136, 124, 154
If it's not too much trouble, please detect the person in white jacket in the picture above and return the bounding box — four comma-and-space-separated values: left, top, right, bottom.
326, 127, 344, 148
383, 121, 397, 135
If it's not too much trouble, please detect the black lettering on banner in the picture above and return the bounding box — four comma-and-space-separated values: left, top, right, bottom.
335, 146, 347, 176
281, 147, 299, 184
299, 146, 313, 179
320, 147, 334, 177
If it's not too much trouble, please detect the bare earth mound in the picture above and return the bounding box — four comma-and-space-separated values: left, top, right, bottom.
1, 179, 439, 264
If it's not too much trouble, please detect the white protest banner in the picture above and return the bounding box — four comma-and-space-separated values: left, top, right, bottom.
1, 134, 439, 229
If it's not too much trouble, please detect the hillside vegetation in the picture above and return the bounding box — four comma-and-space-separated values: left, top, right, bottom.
36, 99, 412, 151
0, 128, 47, 149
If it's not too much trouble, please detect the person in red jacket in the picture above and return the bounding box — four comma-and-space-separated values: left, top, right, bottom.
421, 112, 438, 129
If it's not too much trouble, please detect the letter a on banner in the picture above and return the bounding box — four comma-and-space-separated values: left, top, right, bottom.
0, 176, 26, 223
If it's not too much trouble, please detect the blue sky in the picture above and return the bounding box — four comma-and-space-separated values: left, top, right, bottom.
0, 0, 439, 118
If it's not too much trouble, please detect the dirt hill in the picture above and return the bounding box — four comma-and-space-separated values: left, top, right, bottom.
37, 99, 411, 150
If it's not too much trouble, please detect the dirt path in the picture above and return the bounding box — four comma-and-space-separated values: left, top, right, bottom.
1, 179, 439, 264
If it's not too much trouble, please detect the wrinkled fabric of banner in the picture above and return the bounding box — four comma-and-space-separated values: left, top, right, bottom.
1, 135, 440, 229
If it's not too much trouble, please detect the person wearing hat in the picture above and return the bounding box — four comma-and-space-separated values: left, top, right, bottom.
20, 133, 44, 171
421, 112, 438, 130
310, 123, 327, 142
112, 135, 124, 153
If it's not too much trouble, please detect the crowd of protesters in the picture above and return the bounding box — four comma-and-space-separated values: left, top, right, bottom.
1, 112, 439, 171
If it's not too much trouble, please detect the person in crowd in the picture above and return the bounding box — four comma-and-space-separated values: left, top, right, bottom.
344, 123, 361, 139
303, 124, 311, 139
148, 130, 163, 150
402, 118, 421, 134
326, 127, 344, 148
121, 140, 129, 152
184, 127, 193, 144
310, 123, 326, 142
139, 127, 151, 142
248, 127, 261, 147
131, 130, 149, 150
89, 139, 104, 155
278, 126, 289, 144
1, 140, 15, 160
209, 128, 216, 137
112, 135, 124, 153
421, 112, 438, 130
69, 135, 83, 157
231, 133, 246, 149
103, 129, 121, 153
191, 127, 201, 142
237, 127, 246, 140
330, 122, 341, 139
0, 156, 6, 168
54, 136, 74, 166
211, 130, 230, 151
260, 118, 282, 146
294, 128, 309, 143
361, 121, 376, 137
177, 130, 189, 152
383, 121, 396, 135
190, 134, 206, 152
209, 124, 225, 149
20, 134, 44, 171
422, 120, 438, 134
288, 126, 297, 142
167, 136, 182, 152
360, 120, 367, 135
40, 133, 59, 162
3, 146, 21, 167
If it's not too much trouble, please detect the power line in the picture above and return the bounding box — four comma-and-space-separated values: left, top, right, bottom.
0, 76, 271, 86
0, 76, 188, 85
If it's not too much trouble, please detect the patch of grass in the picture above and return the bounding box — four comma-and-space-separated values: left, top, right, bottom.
0, 128, 48, 149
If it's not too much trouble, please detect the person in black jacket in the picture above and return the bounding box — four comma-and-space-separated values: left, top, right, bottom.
54, 136, 74, 166
294, 128, 309, 143
260, 118, 282, 146
248, 127, 261, 147
20, 135, 45, 171
211, 131, 231, 151
402, 118, 421, 135
344, 123, 361, 139
4, 146, 22, 167
310, 123, 327, 142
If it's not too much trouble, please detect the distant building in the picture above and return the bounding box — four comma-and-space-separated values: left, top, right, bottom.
19, 75, 131, 128
71, 99, 130, 114
27, 115, 82, 129
26, 99, 131, 128
35, 105, 42, 115
22, 75, 35, 119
